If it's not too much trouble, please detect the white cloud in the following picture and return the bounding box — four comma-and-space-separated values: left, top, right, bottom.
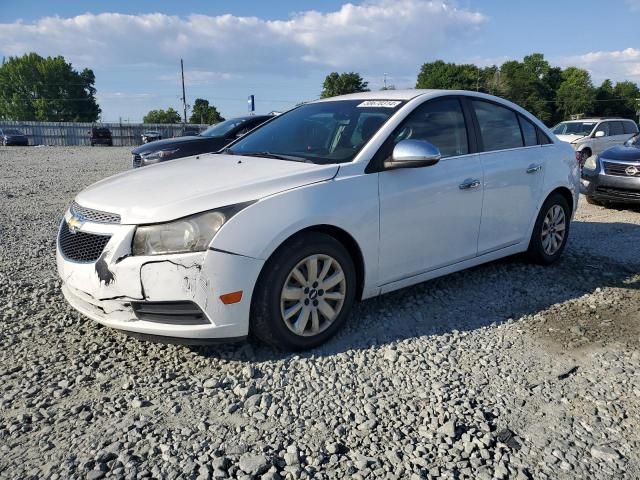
0, 1, 486, 75
557, 48, 640, 83
626, 0, 640, 11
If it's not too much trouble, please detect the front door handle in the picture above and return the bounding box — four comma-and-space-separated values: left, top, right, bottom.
526, 164, 542, 174
459, 179, 481, 190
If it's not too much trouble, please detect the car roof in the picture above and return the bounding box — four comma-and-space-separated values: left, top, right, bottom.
561, 118, 631, 123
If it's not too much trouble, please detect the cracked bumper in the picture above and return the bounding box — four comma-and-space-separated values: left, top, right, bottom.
57, 221, 264, 340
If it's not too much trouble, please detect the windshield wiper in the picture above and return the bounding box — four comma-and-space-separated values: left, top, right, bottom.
236, 151, 310, 162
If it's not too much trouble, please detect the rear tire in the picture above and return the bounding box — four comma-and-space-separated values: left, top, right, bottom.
528, 193, 571, 265
250, 232, 356, 351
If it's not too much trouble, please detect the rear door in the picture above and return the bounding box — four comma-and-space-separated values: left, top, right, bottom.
471, 100, 546, 254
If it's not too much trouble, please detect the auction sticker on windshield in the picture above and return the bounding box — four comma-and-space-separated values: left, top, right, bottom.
357, 100, 402, 108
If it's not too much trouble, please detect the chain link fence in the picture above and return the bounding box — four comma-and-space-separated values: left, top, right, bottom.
0, 121, 209, 146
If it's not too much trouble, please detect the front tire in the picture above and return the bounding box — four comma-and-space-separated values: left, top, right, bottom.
528, 193, 571, 265
251, 232, 356, 350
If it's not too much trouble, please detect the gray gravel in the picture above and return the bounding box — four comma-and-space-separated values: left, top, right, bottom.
1, 146, 639, 479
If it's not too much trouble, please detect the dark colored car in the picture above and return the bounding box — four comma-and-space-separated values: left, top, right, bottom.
89, 127, 113, 146
177, 126, 201, 137
131, 115, 273, 168
141, 131, 162, 144
1, 128, 29, 146
581, 132, 640, 206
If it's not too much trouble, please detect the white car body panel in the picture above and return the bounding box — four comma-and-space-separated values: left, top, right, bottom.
554, 119, 638, 157
57, 89, 579, 341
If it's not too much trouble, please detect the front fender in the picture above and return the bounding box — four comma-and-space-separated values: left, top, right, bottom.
211, 174, 381, 299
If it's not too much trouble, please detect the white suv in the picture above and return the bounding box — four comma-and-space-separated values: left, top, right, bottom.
553, 118, 639, 165
57, 90, 579, 350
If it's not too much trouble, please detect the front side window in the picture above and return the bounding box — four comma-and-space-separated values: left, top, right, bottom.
594, 122, 610, 137
228, 100, 404, 164
552, 122, 596, 136
473, 100, 523, 151
388, 98, 469, 158
519, 116, 538, 147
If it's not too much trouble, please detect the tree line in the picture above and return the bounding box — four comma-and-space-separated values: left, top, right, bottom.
322, 54, 640, 126
1, 52, 638, 126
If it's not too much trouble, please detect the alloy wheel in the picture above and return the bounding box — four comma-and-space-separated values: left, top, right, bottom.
280, 254, 347, 337
541, 204, 566, 255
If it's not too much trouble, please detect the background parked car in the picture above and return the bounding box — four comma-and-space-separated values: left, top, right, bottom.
89, 127, 113, 146
141, 131, 162, 144
553, 118, 638, 166
581, 132, 640, 206
1, 128, 29, 146
176, 126, 201, 137
132, 115, 273, 167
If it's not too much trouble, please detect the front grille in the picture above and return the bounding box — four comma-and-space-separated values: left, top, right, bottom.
595, 186, 640, 200
58, 221, 111, 263
132, 154, 142, 168
131, 301, 209, 325
602, 161, 640, 177
70, 201, 121, 224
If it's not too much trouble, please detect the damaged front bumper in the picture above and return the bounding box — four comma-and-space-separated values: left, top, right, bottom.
56, 217, 264, 341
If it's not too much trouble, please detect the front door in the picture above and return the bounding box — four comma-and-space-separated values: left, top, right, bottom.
377, 98, 483, 285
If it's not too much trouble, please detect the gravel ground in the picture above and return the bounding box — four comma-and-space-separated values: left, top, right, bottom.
1, 146, 639, 480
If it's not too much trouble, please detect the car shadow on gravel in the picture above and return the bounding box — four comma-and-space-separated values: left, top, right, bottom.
192, 220, 640, 360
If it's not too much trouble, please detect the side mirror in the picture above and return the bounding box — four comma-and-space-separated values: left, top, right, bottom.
594, 131, 605, 138
385, 139, 441, 170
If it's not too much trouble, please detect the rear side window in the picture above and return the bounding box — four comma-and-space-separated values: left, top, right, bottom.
623, 121, 638, 135
472, 100, 523, 151
518, 116, 538, 147
390, 98, 469, 158
609, 121, 624, 136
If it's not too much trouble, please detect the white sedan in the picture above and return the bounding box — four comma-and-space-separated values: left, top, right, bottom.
57, 90, 579, 350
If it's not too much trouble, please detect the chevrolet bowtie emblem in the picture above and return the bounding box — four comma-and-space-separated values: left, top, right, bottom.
67, 214, 84, 234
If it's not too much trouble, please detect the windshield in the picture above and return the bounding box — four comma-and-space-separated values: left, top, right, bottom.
200, 118, 250, 137
552, 121, 596, 136
227, 100, 404, 164
5, 129, 21, 135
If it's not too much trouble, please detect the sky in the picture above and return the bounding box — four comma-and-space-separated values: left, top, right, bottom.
1, 0, 639, 123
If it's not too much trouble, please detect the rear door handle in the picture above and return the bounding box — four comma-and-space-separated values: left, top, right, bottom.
459, 179, 481, 190
526, 164, 542, 174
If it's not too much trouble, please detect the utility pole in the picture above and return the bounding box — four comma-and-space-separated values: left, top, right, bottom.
180, 59, 187, 124
383, 73, 388, 90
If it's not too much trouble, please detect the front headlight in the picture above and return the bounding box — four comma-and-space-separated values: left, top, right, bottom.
132, 203, 253, 256
141, 148, 179, 165
584, 154, 597, 170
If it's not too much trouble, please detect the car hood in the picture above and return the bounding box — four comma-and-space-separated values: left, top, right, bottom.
601, 145, 640, 162
132, 136, 214, 154
555, 134, 586, 143
75, 153, 339, 224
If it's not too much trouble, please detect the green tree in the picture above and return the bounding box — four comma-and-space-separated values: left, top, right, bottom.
143, 108, 182, 124
189, 98, 225, 124
321, 72, 369, 98
416, 60, 482, 91
593, 79, 616, 117
556, 67, 595, 118
0, 52, 100, 121
612, 81, 640, 119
